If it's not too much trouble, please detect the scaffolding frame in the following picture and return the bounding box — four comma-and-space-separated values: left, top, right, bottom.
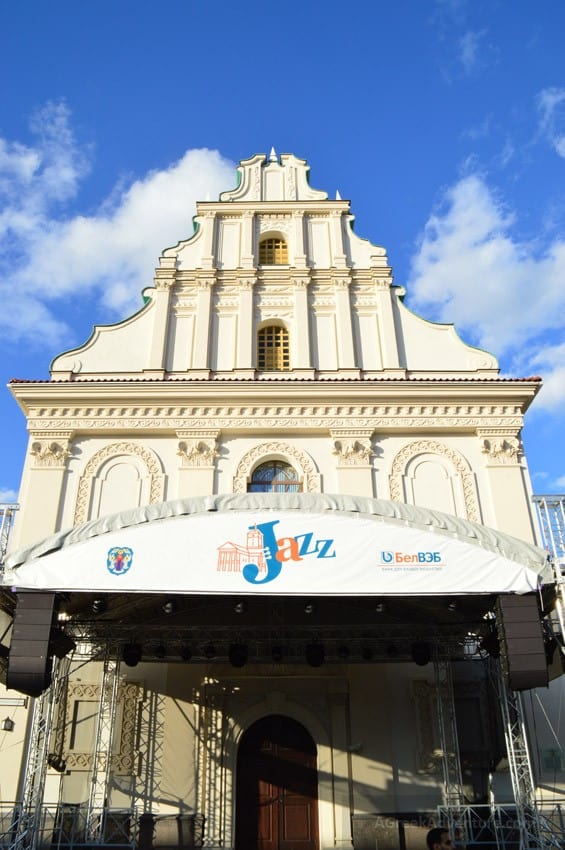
85, 652, 122, 842
0, 504, 19, 569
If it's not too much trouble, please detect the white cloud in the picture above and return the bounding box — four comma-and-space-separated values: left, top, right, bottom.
0, 102, 235, 346
458, 30, 484, 74
0, 487, 18, 503
537, 87, 565, 158
555, 475, 565, 488
407, 174, 565, 410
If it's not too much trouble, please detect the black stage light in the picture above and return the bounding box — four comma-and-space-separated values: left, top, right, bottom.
50, 629, 76, 659
361, 645, 374, 661
228, 643, 248, 668
411, 641, 431, 666
305, 643, 325, 667
234, 601, 247, 614
180, 645, 192, 661
122, 643, 143, 667
155, 644, 167, 659
162, 600, 177, 615
337, 644, 350, 660
48, 753, 67, 773
92, 598, 107, 615
271, 645, 283, 663
480, 630, 500, 658
304, 601, 315, 615
204, 643, 217, 660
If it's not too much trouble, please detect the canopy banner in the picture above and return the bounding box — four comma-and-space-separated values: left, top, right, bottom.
4, 509, 543, 595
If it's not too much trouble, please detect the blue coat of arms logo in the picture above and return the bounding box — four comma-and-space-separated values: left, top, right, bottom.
107, 547, 134, 575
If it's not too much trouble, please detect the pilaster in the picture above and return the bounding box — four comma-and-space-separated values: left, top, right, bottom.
292, 210, 307, 269
328, 687, 353, 850
292, 273, 311, 369
176, 431, 220, 497
237, 274, 256, 370
200, 211, 216, 270
478, 429, 537, 542
329, 210, 347, 268
192, 277, 214, 372
145, 267, 174, 376
331, 430, 375, 497
14, 432, 73, 545
373, 273, 400, 369
333, 275, 358, 372
240, 211, 255, 269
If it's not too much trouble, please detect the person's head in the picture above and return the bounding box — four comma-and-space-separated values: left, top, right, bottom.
426, 828, 454, 850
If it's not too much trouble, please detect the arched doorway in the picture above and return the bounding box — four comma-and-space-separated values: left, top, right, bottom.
235, 714, 319, 850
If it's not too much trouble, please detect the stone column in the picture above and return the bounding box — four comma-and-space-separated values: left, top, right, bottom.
331, 431, 375, 497
191, 278, 214, 373
478, 429, 538, 541
14, 432, 73, 545
333, 276, 357, 371
176, 431, 220, 498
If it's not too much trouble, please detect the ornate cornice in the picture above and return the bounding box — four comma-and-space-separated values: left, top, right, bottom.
26, 403, 524, 434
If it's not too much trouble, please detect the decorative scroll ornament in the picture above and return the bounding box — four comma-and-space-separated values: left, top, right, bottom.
332, 438, 374, 466
30, 440, 71, 468
177, 438, 219, 468
480, 436, 521, 465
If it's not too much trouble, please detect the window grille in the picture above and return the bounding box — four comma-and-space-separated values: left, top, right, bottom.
248, 461, 302, 493
259, 238, 288, 265
257, 325, 290, 371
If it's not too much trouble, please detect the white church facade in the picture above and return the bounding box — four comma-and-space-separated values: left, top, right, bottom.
0, 151, 562, 850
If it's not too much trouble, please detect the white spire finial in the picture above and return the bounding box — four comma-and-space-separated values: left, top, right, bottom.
335, 190, 342, 200
269, 147, 278, 163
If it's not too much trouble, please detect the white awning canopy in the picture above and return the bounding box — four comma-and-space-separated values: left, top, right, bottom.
3, 494, 552, 596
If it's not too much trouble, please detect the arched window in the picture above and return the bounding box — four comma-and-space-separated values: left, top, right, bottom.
257, 325, 290, 371
248, 461, 302, 493
259, 237, 288, 265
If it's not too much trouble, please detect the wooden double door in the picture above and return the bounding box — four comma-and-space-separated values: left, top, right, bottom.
235, 715, 319, 850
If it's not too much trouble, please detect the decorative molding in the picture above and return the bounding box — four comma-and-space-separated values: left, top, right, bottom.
331, 434, 374, 466
233, 441, 321, 493
389, 439, 480, 522
73, 442, 165, 525
480, 435, 521, 465
28, 412, 525, 433
30, 438, 71, 468
63, 681, 139, 773
177, 436, 219, 468
258, 217, 292, 236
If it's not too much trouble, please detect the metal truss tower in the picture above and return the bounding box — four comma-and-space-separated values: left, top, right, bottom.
0, 503, 19, 568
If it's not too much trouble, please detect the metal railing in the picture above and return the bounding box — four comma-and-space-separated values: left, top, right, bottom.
0, 806, 205, 850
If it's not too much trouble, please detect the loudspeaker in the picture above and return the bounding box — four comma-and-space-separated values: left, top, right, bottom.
7, 592, 56, 697
496, 594, 548, 691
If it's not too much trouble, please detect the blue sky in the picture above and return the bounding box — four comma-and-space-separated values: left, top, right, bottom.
0, 0, 564, 502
